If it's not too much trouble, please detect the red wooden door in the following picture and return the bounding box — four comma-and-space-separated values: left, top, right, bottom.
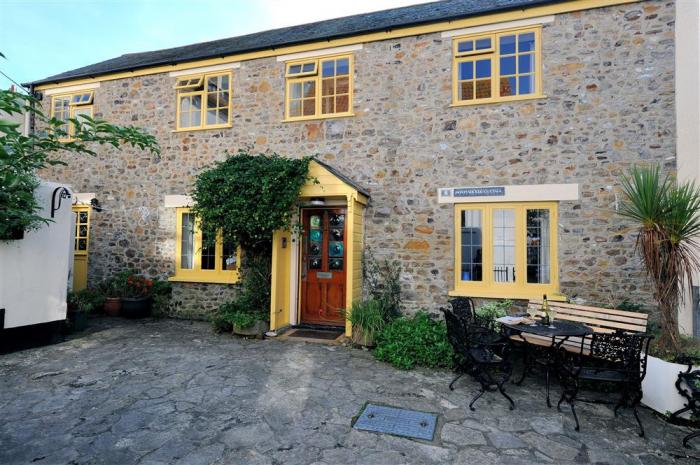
300, 208, 346, 326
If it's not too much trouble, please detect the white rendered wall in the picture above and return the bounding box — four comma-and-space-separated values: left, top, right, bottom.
0, 181, 73, 328
676, 0, 700, 336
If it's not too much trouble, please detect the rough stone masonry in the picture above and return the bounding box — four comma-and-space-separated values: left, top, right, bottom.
40, 1, 676, 319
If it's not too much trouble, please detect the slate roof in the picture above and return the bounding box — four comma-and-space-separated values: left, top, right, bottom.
28, 0, 563, 87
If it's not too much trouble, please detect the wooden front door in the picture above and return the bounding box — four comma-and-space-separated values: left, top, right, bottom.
72, 206, 90, 291
300, 208, 347, 326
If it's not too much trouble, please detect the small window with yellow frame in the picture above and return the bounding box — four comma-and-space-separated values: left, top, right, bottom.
452, 26, 543, 106
175, 71, 231, 130
171, 207, 241, 284
284, 54, 353, 121
452, 202, 559, 300
50, 91, 94, 141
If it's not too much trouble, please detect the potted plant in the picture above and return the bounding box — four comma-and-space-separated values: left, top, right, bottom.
100, 274, 126, 317
215, 301, 268, 338
66, 289, 100, 331
121, 273, 153, 318
346, 299, 387, 347
618, 165, 700, 416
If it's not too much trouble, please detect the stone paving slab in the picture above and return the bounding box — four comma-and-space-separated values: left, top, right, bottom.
0, 318, 697, 465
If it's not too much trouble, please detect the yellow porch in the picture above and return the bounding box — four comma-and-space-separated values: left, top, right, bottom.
269, 160, 369, 336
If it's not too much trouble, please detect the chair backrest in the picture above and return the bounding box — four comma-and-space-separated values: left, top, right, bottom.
449, 297, 476, 323
589, 332, 653, 380
442, 308, 470, 357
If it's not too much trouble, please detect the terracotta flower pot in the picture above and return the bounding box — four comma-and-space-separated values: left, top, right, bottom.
103, 298, 122, 317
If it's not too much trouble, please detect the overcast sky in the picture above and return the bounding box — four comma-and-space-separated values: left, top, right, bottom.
0, 0, 433, 89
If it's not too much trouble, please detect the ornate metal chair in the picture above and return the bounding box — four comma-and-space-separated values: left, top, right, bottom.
669, 355, 700, 448
448, 297, 476, 323
557, 331, 653, 436
442, 308, 515, 411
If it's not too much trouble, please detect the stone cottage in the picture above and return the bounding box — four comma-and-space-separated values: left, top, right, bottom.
28, 0, 682, 335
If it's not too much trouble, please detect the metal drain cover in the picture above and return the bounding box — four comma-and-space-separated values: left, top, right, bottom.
353, 404, 437, 441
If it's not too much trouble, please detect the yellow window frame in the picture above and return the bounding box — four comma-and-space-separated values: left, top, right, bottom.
171, 207, 241, 284
452, 26, 543, 106
73, 205, 91, 256
50, 91, 94, 142
284, 53, 354, 122
175, 71, 232, 131
451, 201, 561, 300
285, 60, 317, 78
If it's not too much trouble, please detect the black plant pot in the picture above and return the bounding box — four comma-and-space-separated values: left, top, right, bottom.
67, 310, 88, 332
0, 227, 25, 241
120, 297, 152, 319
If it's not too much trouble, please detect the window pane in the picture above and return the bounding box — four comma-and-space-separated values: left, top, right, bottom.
302, 99, 315, 116
518, 32, 536, 52
322, 96, 334, 114
303, 81, 315, 98
288, 64, 301, 74
336, 58, 349, 75
222, 243, 237, 270
289, 100, 301, 117
336, 76, 349, 94
181, 213, 195, 269
217, 108, 229, 124
527, 209, 550, 284
500, 77, 516, 97
459, 81, 474, 100
475, 38, 491, 50
206, 109, 217, 125
201, 230, 216, 270
191, 109, 201, 126
461, 210, 482, 282
475, 79, 491, 99
519, 75, 534, 95
518, 54, 534, 74
458, 61, 473, 81
290, 82, 302, 99
493, 209, 516, 283
500, 56, 516, 75
475, 59, 491, 79
457, 40, 473, 53
321, 78, 334, 96
500, 35, 516, 55
322, 60, 334, 77
302, 62, 316, 73
336, 95, 349, 113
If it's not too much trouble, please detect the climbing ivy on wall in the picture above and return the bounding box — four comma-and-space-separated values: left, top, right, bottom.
191, 149, 312, 251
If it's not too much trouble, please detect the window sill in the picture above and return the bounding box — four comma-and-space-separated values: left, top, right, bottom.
169, 274, 240, 285
172, 124, 232, 133
449, 288, 567, 302
282, 112, 355, 123
450, 94, 546, 108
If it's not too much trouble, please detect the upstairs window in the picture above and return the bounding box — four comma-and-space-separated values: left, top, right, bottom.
175, 72, 231, 130
285, 54, 353, 121
50, 91, 94, 141
453, 27, 542, 105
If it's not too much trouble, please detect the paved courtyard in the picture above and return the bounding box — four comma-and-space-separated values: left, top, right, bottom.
0, 318, 697, 465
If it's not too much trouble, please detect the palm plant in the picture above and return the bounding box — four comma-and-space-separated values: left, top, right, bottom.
618, 165, 700, 354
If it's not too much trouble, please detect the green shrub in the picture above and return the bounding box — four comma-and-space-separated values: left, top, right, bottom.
346, 299, 386, 340
67, 288, 105, 313
213, 300, 259, 332
475, 299, 513, 330
363, 249, 402, 320
374, 311, 454, 370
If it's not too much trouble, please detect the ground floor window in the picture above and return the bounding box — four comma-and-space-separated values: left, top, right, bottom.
171, 207, 240, 284
453, 202, 558, 299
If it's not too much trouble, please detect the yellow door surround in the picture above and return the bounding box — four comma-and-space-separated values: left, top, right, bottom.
270, 160, 368, 337
72, 205, 91, 291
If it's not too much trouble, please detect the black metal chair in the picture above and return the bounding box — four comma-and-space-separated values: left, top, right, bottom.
442, 308, 515, 411
669, 355, 700, 448
448, 297, 476, 323
557, 331, 653, 436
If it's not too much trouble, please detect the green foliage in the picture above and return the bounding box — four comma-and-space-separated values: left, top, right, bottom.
151, 280, 173, 316
213, 300, 259, 332
618, 165, 700, 354
0, 89, 160, 240
211, 252, 272, 332
346, 299, 386, 339
475, 299, 513, 330
363, 248, 402, 320
614, 300, 643, 312
67, 288, 105, 313
191, 150, 312, 250
374, 311, 454, 370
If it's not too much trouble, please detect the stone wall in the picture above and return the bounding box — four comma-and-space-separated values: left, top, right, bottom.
40, 1, 675, 319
